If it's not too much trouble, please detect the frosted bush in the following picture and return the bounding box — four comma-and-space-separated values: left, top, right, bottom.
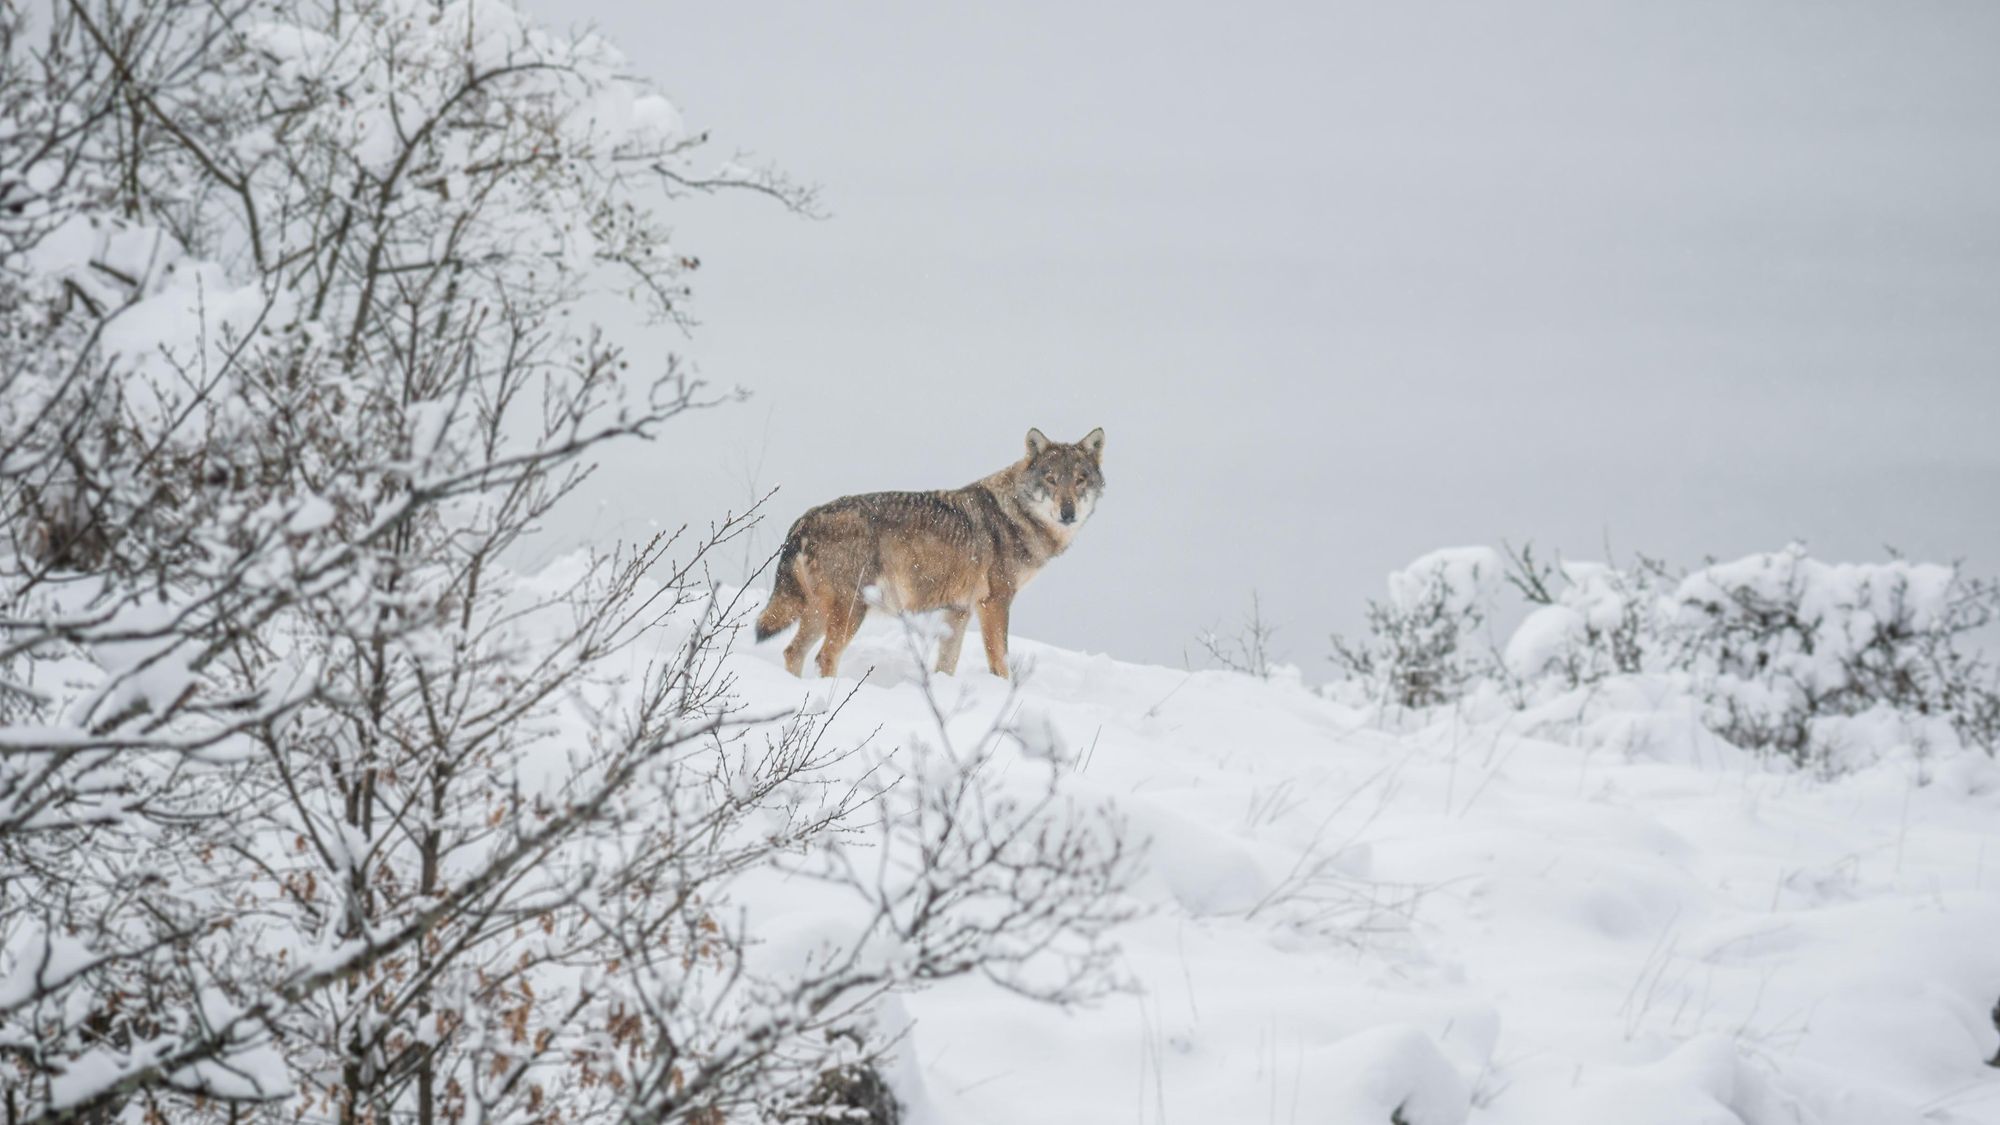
1664, 545, 2000, 765
1332, 547, 1501, 709
1501, 554, 1660, 688
1332, 542, 1999, 770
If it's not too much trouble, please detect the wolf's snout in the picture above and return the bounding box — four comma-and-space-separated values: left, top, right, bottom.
1059, 501, 1076, 524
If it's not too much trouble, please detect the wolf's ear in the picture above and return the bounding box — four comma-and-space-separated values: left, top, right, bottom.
1025, 428, 1051, 458
1079, 427, 1105, 461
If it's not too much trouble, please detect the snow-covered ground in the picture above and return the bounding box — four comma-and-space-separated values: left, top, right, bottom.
715, 604, 2000, 1125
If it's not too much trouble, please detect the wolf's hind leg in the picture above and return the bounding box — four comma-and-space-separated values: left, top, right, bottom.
783, 611, 825, 678
815, 595, 867, 678
935, 606, 971, 674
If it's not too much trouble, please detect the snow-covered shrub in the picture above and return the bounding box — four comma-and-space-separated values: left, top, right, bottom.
1500, 543, 1663, 688
1330, 542, 1999, 771
1662, 545, 2000, 766
1331, 547, 1501, 709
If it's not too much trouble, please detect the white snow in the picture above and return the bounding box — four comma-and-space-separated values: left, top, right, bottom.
629, 94, 687, 142
286, 493, 337, 535
1389, 546, 1503, 616
0, 925, 100, 1009
1502, 603, 1586, 679
702, 588, 2000, 1125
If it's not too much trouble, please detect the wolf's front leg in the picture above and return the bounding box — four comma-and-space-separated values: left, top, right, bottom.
976, 595, 1011, 678
936, 606, 972, 674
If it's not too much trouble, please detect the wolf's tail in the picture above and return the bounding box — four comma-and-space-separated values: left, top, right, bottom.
754, 536, 807, 642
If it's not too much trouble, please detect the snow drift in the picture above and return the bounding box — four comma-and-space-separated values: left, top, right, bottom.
721, 589, 2000, 1125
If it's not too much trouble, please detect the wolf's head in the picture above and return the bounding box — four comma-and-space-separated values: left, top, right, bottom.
1019, 427, 1106, 529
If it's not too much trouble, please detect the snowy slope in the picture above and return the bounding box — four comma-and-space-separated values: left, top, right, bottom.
715, 605, 2000, 1125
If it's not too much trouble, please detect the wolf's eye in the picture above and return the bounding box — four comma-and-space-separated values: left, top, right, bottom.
1043, 471, 1057, 484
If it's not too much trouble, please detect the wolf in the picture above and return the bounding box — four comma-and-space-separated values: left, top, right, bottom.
755, 427, 1106, 679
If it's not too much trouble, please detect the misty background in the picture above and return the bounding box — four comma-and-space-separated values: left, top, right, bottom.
522, 0, 2000, 671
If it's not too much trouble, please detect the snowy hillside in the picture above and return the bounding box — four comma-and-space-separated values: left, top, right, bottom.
6, 2, 1996, 1120
714, 594, 2000, 1125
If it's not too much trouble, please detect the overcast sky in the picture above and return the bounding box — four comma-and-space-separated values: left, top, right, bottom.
522, 0, 2000, 671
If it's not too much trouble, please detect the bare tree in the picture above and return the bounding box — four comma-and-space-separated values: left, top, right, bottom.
0, 3, 1131, 1122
